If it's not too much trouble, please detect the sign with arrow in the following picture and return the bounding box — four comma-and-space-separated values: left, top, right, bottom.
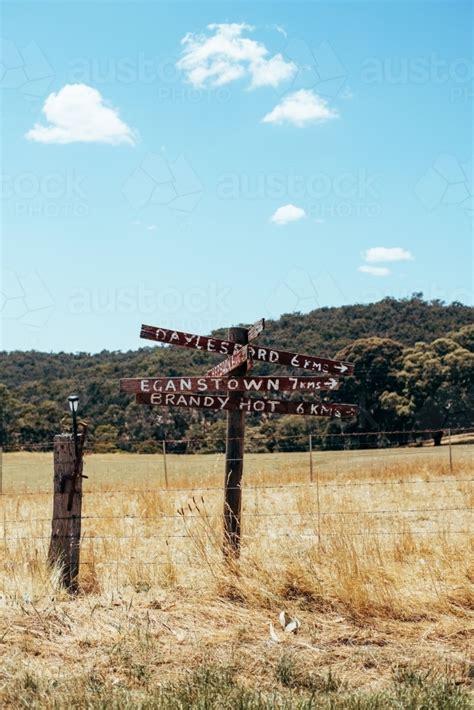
245, 344, 353, 376
122, 317, 356, 557
136, 392, 357, 417
120, 375, 341, 394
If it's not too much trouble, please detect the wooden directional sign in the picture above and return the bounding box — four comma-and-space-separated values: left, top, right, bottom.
121, 375, 340, 394
246, 344, 353, 376
140, 324, 240, 356
136, 392, 358, 418
140, 323, 353, 377
247, 318, 265, 342
207, 345, 251, 377
125, 317, 358, 558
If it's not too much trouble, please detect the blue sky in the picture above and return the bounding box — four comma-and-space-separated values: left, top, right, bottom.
1, 1, 472, 353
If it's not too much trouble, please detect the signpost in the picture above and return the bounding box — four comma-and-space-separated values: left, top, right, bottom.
207, 344, 252, 378
135, 392, 356, 417
120, 317, 357, 556
121, 375, 341, 394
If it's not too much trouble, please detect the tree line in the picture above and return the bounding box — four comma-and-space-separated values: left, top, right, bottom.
1, 295, 473, 451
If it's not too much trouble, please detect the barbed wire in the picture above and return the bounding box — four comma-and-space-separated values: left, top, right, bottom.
2, 426, 473, 452
1, 529, 471, 543
3, 506, 472, 526
2, 477, 472, 497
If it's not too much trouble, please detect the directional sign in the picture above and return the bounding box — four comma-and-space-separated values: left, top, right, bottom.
140, 324, 241, 356
121, 375, 340, 394
140, 324, 354, 376
136, 392, 358, 418
206, 345, 251, 377
247, 344, 354, 376
247, 318, 265, 342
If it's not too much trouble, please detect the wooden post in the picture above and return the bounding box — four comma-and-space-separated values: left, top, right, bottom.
448, 428, 453, 473
223, 326, 248, 557
48, 433, 84, 591
162, 439, 169, 488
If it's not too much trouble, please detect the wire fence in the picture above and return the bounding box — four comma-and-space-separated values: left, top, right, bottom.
2, 426, 473, 454
1, 432, 472, 545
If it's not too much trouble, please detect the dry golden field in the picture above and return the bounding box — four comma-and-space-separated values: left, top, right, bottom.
0, 444, 472, 708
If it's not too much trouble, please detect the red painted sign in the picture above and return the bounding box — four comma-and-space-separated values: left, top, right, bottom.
247, 344, 354, 376
247, 318, 265, 341
121, 375, 340, 394
140, 323, 353, 376
136, 392, 358, 418
206, 345, 251, 377
140, 324, 240, 356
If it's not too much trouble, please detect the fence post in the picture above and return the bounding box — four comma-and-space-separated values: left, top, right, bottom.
310, 434, 322, 542
48, 433, 84, 591
448, 428, 453, 473
162, 439, 169, 488
223, 326, 248, 557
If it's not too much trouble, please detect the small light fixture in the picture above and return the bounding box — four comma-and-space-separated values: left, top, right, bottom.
68, 394, 79, 413
68, 395, 79, 459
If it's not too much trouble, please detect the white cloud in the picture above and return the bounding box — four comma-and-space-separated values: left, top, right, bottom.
363, 247, 414, 263
26, 84, 136, 145
177, 23, 296, 89
358, 265, 390, 277
271, 204, 306, 225
262, 89, 338, 127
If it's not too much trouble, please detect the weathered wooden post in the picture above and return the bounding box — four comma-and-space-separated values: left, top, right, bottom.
223, 326, 248, 557
48, 432, 85, 591
122, 319, 357, 560
162, 439, 169, 488
448, 427, 453, 473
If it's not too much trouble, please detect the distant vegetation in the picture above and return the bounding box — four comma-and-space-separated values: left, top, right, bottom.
1, 295, 473, 450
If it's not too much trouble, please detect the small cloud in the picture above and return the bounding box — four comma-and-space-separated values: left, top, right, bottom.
177, 23, 296, 90
147, 225, 157, 231
358, 265, 390, 277
262, 89, 338, 127
26, 84, 136, 145
271, 204, 306, 225
363, 247, 414, 263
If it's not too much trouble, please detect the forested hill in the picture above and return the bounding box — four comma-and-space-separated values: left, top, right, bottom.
1, 296, 473, 450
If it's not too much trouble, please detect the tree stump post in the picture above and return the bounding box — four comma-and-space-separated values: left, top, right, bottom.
48, 433, 84, 591
223, 326, 248, 557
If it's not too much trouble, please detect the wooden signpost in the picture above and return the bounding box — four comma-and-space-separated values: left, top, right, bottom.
121, 375, 341, 394
121, 318, 357, 556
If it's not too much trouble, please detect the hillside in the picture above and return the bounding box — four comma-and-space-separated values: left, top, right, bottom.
1, 296, 473, 449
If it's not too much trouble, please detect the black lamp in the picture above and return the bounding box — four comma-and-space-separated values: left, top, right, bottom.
68, 394, 79, 458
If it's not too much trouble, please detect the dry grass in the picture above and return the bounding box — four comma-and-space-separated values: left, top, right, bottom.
0, 445, 472, 707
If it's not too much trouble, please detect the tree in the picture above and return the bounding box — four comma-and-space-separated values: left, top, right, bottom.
380, 329, 474, 440
335, 337, 404, 434
0, 384, 23, 447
